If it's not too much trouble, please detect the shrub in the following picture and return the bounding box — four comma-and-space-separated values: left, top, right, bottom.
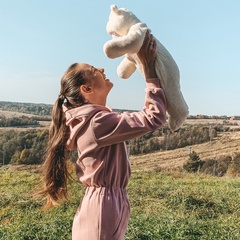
226, 152, 240, 177
183, 151, 205, 173
201, 156, 231, 177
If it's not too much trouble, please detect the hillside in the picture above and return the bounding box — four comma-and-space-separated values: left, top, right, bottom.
0, 109, 36, 118
1, 108, 240, 174
130, 131, 240, 172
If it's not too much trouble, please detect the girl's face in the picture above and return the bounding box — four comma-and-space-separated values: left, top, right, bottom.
77, 63, 113, 105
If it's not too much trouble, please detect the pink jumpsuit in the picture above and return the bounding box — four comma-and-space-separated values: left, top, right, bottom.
64, 78, 166, 240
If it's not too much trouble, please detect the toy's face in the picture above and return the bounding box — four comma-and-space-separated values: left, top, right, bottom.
106, 7, 138, 37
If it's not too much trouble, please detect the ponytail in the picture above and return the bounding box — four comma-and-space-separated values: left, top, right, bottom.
38, 63, 85, 209
39, 97, 70, 209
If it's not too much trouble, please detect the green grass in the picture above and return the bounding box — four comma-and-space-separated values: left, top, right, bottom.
1, 168, 240, 240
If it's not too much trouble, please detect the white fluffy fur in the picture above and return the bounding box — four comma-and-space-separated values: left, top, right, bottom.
103, 5, 189, 131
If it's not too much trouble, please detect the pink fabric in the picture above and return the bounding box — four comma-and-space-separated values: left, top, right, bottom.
64, 78, 166, 240
72, 187, 130, 240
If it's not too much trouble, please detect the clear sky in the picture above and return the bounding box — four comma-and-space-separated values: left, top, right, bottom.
0, 0, 239, 116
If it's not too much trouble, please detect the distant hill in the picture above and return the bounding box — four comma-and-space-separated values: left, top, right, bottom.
1, 100, 239, 120
0, 101, 136, 117
130, 131, 240, 173
0, 101, 52, 116
1, 101, 240, 176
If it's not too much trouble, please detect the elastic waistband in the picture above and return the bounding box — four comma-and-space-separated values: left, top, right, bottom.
85, 186, 127, 196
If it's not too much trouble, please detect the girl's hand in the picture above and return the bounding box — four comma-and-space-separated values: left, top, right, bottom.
137, 31, 157, 79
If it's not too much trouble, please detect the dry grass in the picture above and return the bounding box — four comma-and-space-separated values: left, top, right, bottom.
0, 110, 36, 118
130, 131, 240, 172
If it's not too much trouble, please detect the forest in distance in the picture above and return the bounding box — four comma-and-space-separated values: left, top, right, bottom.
1, 100, 240, 120
1, 100, 240, 177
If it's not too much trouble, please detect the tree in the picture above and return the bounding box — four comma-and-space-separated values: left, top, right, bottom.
183, 151, 204, 173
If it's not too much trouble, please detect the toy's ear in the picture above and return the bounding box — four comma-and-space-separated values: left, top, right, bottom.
111, 4, 120, 15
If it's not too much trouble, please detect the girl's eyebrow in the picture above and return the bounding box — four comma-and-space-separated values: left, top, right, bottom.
91, 66, 96, 73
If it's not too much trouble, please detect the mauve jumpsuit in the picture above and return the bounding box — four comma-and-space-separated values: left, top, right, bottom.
64, 78, 166, 240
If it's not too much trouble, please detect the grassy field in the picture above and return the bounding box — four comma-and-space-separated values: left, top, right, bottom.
1, 166, 240, 240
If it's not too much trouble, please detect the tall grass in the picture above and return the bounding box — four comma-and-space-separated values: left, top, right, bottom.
1, 167, 240, 240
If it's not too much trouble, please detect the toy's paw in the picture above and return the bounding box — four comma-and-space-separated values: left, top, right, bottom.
168, 112, 189, 131
103, 40, 117, 59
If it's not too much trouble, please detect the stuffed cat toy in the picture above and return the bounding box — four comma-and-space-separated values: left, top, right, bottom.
103, 4, 189, 131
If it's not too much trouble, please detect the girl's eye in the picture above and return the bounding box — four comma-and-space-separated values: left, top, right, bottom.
92, 69, 97, 75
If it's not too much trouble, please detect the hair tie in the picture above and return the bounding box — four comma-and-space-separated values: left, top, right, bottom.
58, 94, 66, 103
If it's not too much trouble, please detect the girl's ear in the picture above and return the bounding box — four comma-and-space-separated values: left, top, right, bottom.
80, 85, 92, 94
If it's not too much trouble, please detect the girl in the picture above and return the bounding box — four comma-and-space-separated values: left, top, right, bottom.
40, 31, 166, 240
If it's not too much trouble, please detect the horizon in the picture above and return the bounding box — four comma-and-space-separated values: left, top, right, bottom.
0, 100, 239, 118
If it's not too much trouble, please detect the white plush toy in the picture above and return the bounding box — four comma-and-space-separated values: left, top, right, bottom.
103, 4, 189, 131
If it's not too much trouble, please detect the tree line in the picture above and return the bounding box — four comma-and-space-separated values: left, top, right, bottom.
0, 129, 48, 165
0, 115, 41, 127
0, 101, 133, 117
1, 123, 236, 166
128, 124, 218, 155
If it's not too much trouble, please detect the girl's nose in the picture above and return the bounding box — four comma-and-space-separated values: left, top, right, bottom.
98, 68, 104, 73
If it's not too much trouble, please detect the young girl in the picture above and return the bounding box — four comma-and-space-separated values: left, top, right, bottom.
40, 31, 166, 240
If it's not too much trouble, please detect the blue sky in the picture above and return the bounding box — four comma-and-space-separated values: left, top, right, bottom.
0, 0, 239, 116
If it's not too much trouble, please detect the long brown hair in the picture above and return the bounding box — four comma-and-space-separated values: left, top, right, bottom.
39, 63, 85, 209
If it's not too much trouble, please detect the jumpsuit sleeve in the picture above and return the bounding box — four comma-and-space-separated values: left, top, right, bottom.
91, 78, 167, 147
